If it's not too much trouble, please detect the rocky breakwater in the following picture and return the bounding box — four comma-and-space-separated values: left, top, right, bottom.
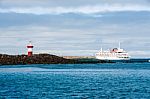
0, 54, 75, 65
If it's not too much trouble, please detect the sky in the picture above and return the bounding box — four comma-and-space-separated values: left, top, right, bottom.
0, 0, 150, 58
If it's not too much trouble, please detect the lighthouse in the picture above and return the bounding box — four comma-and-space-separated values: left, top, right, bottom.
27, 41, 34, 56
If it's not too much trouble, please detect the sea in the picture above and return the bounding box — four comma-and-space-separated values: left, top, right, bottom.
0, 63, 150, 99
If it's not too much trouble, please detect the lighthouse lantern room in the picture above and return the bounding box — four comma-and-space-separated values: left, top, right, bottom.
27, 41, 34, 56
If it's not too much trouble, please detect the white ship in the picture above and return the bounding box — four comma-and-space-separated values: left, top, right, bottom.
95, 43, 130, 60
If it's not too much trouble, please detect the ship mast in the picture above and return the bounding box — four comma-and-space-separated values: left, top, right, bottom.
119, 42, 121, 49
100, 41, 103, 52
100, 48, 103, 52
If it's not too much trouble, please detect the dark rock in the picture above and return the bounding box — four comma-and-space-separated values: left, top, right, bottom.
0, 54, 76, 65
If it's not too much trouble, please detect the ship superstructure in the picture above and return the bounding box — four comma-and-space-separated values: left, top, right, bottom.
95, 43, 130, 60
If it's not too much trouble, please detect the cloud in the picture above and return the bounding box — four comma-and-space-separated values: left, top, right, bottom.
0, 4, 150, 15
0, 25, 150, 57
0, 1, 150, 57
1, 0, 150, 7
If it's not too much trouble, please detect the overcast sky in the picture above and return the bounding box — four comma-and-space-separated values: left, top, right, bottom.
0, 0, 150, 58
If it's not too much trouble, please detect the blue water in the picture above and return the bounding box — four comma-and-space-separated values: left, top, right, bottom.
0, 63, 150, 99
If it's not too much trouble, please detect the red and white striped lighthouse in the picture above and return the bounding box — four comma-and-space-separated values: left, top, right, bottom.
27, 41, 34, 56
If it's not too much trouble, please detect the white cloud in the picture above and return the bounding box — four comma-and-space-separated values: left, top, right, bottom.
0, 4, 150, 15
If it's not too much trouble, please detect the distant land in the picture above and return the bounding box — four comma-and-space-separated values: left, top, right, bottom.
0, 54, 101, 65
0, 54, 75, 65
0, 54, 149, 65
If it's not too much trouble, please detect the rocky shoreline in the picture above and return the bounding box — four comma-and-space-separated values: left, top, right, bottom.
0, 54, 149, 65
0, 54, 109, 65
0, 54, 76, 65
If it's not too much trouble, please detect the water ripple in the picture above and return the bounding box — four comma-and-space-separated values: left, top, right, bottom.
0, 63, 150, 98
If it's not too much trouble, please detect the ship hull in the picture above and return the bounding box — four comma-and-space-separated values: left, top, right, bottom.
95, 56, 130, 61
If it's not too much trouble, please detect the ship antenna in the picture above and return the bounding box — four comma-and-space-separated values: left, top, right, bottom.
100, 40, 103, 52
119, 42, 121, 49
101, 47, 103, 52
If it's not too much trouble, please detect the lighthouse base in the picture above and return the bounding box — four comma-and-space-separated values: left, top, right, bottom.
28, 52, 32, 56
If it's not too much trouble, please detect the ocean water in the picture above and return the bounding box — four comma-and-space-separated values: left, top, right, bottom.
0, 63, 150, 99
